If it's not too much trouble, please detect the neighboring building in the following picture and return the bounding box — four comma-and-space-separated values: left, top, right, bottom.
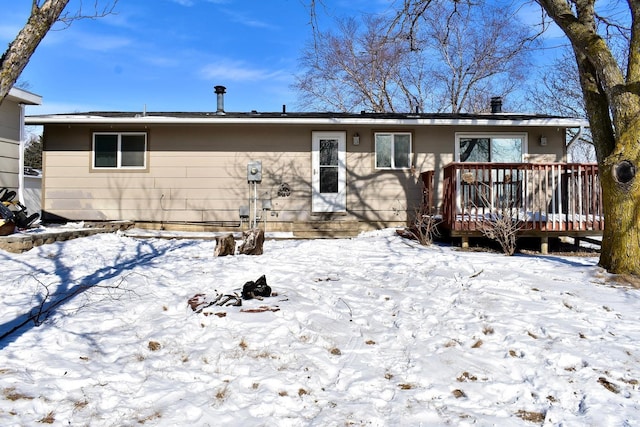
1, 88, 42, 201
26, 89, 596, 239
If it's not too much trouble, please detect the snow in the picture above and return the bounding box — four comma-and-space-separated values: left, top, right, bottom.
0, 228, 638, 426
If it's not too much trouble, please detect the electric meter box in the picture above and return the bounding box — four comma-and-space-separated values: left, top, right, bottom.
247, 160, 262, 183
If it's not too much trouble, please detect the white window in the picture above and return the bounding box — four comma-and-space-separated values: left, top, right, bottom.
93, 132, 147, 169
375, 132, 412, 169
455, 133, 527, 163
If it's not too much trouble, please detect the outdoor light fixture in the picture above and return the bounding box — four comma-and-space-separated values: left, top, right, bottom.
540, 136, 548, 146
353, 133, 360, 145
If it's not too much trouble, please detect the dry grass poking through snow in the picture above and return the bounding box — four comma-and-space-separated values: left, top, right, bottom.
2, 387, 33, 401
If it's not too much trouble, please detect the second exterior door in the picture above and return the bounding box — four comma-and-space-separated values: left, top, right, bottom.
311, 131, 346, 212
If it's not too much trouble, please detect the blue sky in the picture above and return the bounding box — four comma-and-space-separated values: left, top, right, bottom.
1, 0, 388, 115
1, 0, 582, 117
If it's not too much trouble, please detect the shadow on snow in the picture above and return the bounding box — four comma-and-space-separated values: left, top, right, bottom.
0, 237, 201, 350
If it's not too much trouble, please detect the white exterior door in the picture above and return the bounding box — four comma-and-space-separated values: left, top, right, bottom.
312, 131, 346, 212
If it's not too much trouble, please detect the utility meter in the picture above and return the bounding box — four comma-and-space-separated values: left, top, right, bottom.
247, 160, 262, 183
239, 205, 250, 219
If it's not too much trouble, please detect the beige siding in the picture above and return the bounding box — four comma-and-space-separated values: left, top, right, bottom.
2, 89, 40, 192
0, 137, 19, 189
0, 101, 21, 141
41, 122, 569, 230
0, 94, 21, 189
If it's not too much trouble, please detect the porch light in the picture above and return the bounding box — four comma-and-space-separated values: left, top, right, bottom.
353, 133, 360, 145
540, 136, 547, 146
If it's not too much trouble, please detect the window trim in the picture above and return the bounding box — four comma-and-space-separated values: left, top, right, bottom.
92, 131, 148, 170
454, 132, 528, 163
374, 131, 413, 170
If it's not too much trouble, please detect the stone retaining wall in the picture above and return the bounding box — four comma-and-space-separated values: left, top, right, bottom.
0, 221, 134, 253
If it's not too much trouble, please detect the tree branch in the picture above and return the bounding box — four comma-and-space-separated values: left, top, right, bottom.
0, 0, 118, 104
0, 273, 136, 342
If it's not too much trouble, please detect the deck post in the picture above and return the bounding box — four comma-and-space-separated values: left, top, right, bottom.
461, 236, 469, 249
540, 236, 549, 255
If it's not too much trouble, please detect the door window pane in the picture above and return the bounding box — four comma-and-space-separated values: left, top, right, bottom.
319, 139, 339, 193
491, 138, 522, 162
459, 137, 522, 162
320, 167, 338, 193
460, 138, 490, 162
320, 139, 338, 166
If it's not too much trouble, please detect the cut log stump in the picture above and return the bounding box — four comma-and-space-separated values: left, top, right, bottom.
238, 228, 264, 255
214, 233, 236, 257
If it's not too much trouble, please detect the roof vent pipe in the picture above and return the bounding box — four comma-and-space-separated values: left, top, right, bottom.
490, 96, 502, 114
214, 85, 226, 115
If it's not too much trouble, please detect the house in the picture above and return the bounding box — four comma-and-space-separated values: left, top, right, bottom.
26, 88, 599, 245
1, 87, 42, 201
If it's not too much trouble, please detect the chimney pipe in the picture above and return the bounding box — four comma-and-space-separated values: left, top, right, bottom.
490, 96, 502, 114
214, 85, 226, 115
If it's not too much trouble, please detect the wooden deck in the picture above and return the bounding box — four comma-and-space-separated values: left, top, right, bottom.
421, 162, 604, 250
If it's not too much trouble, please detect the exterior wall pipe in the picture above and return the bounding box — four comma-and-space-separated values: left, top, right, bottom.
566, 125, 584, 150
214, 85, 226, 115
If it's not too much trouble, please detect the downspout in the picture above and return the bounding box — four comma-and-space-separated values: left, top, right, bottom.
566, 125, 584, 158
18, 103, 26, 204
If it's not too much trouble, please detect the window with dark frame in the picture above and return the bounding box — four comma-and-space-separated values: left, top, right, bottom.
93, 132, 147, 169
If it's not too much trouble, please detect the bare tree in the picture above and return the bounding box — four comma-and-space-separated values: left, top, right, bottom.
0, 0, 118, 105
416, 1, 537, 113
295, 1, 536, 113
385, 0, 640, 276
527, 48, 596, 162
294, 15, 421, 112
529, 49, 586, 117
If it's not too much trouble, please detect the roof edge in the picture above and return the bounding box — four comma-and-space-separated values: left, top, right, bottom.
25, 112, 588, 128
8, 87, 42, 105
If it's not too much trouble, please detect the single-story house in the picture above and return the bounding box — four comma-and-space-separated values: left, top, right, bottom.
1, 87, 42, 201
26, 88, 601, 244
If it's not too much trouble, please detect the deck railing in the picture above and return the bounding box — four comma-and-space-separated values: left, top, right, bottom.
439, 162, 604, 233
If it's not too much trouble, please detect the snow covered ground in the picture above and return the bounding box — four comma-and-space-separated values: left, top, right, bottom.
0, 229, 638, 426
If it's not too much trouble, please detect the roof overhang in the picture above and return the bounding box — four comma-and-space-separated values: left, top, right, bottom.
25, 113, 588, 128
7, 87, 42, 105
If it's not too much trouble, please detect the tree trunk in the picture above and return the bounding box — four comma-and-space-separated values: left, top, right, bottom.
536, 0, 640, 275
0, 0, 70, 104
598, 118, 640, 275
